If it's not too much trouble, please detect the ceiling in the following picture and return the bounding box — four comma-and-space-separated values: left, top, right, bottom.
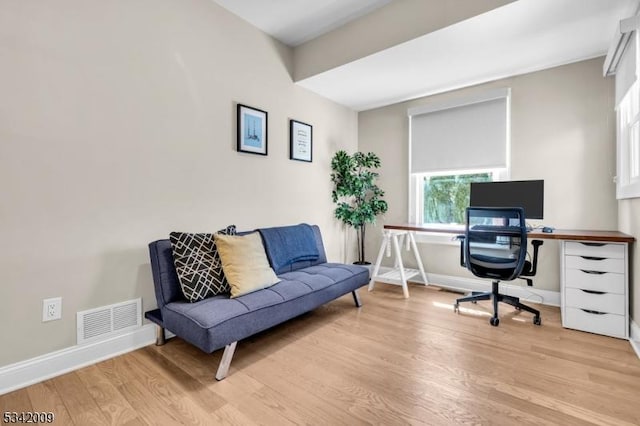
215, 0, 639, 111
212, 0, 391, 47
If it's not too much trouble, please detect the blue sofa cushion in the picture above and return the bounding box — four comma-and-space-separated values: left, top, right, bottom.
161, 262, 369, 353
258, 224, 319, 274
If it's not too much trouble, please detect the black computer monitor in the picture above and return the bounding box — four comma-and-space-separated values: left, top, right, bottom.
469, 180, 544, 219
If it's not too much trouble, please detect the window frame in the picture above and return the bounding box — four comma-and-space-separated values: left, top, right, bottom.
617, 79, 640, 199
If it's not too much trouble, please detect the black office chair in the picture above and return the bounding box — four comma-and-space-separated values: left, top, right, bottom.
454, 207, 543, 326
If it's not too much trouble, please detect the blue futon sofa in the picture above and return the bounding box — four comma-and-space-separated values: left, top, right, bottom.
145, 224, 369, 380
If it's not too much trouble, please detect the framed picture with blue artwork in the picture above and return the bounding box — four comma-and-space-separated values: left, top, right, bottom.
237, 104, 268, 155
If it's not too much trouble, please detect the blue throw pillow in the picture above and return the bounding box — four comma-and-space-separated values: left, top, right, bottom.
258, 224, 319, 273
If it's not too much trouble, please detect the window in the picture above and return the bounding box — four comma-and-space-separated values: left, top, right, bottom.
408, 89, 510, 227
615, 30, 640, 199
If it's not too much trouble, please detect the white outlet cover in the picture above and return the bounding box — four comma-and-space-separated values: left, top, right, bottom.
42, 297, 62, 322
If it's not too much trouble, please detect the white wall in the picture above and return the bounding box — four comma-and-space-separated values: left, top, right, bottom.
0, 0, 357, 367
619, 199, 640, 325
359, 58, 617, 295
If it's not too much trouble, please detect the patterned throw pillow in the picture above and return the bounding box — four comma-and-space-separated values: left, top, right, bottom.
170, 225, 236, 302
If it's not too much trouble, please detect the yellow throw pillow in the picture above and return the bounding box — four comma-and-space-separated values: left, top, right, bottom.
214, 232, 280, 298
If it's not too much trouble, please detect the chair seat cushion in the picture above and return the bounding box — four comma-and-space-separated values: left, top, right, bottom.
470, 254, 517, 269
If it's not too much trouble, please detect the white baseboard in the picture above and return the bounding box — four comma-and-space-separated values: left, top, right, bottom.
0, 324, 156, 396
631, 318, 640, 359
375, 267, 561, 306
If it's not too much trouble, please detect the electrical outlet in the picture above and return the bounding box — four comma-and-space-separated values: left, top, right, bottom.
42, 297, 62, 322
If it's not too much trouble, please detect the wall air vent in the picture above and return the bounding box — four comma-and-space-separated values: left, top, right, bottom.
77, 298, 142, 344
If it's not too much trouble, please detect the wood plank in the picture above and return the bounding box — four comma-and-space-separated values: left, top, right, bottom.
75, 365, 140, 426
52, 372, 110, 425
211, 403, 259, 426
116, 379, 184, 426
25, 381, 74, 425
0, 388, 32, 411
0, 388, 33, 421
131, 347, 228, 414
115, 352, 219, 425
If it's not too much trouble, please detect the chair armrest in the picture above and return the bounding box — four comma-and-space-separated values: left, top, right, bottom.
521, 239, 544, 277
457, 235, 466, 267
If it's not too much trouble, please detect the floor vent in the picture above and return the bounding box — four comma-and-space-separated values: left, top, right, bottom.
77, 298, 142, 344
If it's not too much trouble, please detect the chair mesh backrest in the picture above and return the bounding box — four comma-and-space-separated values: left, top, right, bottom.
464, 207, 527, 281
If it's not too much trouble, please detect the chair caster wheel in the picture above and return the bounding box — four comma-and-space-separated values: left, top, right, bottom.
533, 316, 542, 326
471, 300, 478, 304
490, 317, 499, 326
515, 306, 521, 311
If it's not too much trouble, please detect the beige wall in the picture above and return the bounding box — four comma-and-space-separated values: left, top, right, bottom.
0, 0, 357, 367
359, 58, 617, 295
293, 0, 514, 81
619, 199, 640, 326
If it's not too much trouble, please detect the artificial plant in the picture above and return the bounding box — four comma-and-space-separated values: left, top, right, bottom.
330, 150, 388, 264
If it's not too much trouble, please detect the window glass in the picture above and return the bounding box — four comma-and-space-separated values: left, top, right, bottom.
423, 172, 493, 224
630, 120, 639, 181
420, 171, 494, 225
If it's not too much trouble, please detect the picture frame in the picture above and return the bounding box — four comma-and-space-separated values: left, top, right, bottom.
289, 119, 313, 162
237, 104, 268, 155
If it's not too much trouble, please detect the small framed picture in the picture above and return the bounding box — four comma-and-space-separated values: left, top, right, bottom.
237, 104, 268, 155
290, 119, 313, 162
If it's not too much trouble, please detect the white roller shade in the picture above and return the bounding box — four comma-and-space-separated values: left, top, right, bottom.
616, 32, 637, 106
409, 91, 508, 174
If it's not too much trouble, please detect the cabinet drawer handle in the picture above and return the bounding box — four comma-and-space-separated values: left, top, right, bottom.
581, 309, 606, 315
580, 256, 605, 261
579, 269, 606, 275
580, 242, 606, 247
581, 289, 605, 295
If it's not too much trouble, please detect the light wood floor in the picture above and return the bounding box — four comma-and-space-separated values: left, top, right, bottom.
2, 283, 640, 425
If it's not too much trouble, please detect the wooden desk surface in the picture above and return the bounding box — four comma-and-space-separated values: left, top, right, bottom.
384, 224, 635, 243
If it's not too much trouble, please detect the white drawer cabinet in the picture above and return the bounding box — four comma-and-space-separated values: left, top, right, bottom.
561, 241, 629, 339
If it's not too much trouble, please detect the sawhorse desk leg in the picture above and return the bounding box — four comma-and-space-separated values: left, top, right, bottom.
408, 231, 429, 286
369, 230, 429, 298
368, 232, 390, 292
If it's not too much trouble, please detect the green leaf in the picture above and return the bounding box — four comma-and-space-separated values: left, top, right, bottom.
330, 150, 388, 230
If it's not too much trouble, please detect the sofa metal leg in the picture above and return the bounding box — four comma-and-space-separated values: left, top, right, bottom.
352, 290, 362, 307
215, 341, 237, 381
155, 325, 166, 346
